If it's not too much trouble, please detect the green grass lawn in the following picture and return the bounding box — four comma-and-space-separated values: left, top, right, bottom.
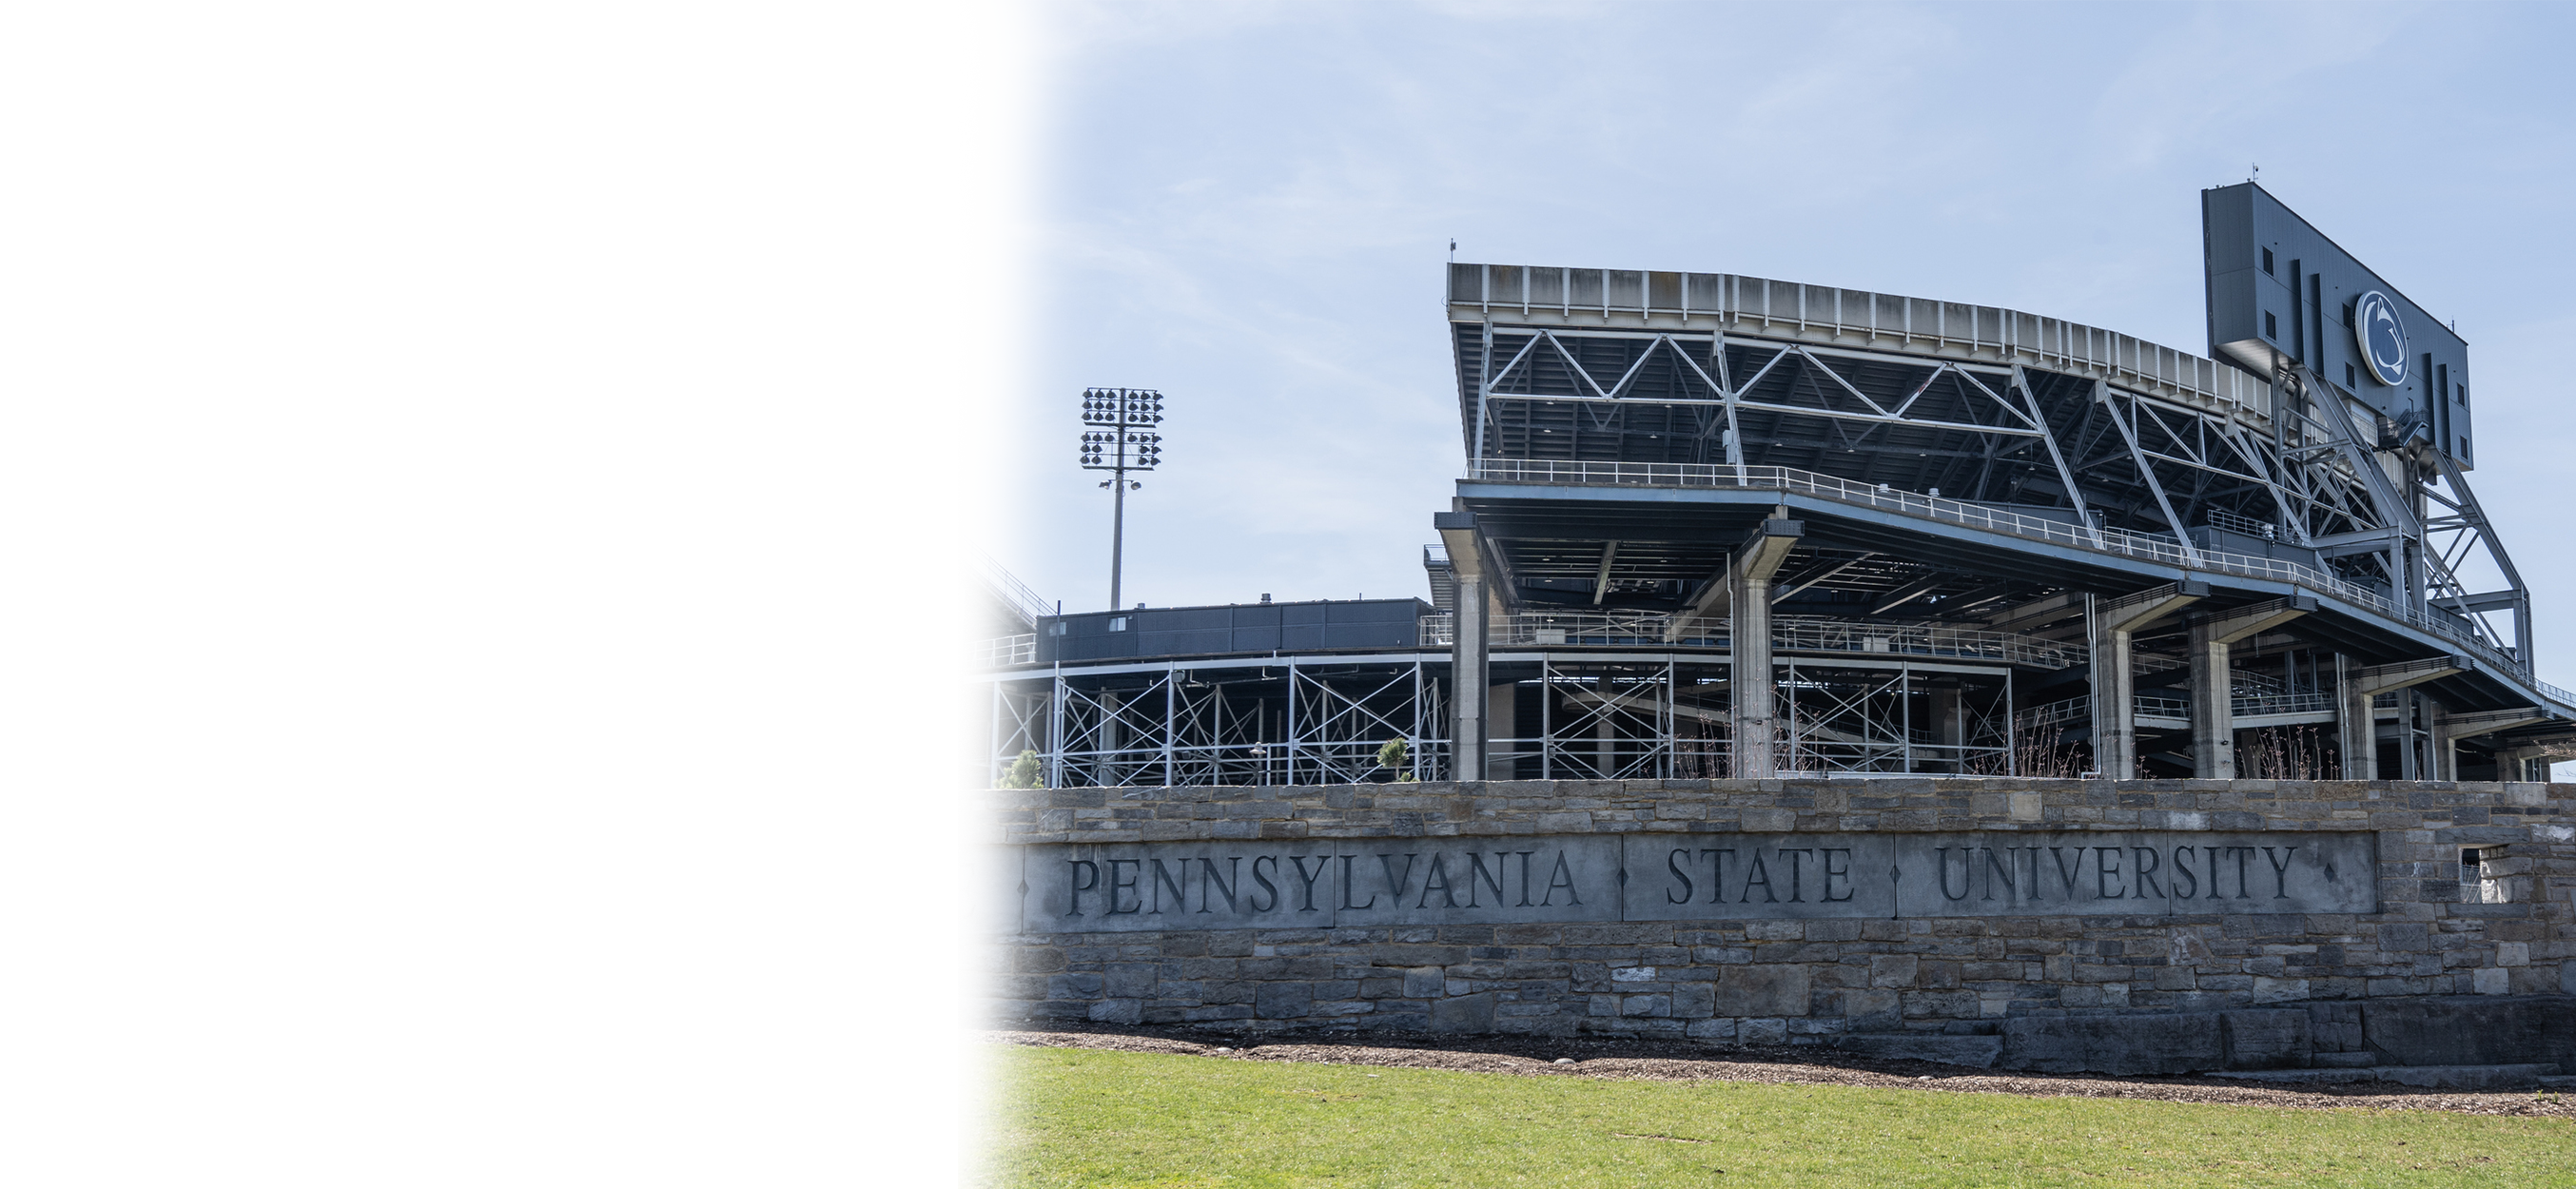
986, 1045, 2576, 1188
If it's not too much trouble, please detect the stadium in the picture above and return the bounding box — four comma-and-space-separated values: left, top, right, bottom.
980, 183, 2576, 789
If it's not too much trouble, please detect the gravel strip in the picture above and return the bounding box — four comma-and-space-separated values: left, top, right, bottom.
989, 1023, 2576, 1119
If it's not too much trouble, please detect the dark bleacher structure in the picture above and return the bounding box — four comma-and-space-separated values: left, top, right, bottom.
980, 185, 2576, 787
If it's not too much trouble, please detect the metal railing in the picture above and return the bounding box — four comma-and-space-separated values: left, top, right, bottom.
2032, 690, 2338, 729
979, 556, 1054, 626
1769, 616, 2082, 670
1417, 612, 2080, 668
2234, 691, 2334, 717
977, 633, 1036, 667
1464, 458, 2542, 690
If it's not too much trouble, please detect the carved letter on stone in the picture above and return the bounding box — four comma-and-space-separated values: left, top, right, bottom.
1249, 856, 1279, 912
1289, 855, 1329, 912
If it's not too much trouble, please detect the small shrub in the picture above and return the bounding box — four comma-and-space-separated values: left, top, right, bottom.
1000, 749, 1044, 789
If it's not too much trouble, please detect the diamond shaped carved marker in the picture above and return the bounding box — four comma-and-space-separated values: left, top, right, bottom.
1617, 867, 1629, 887
2323, 863, 2335, 882
1018, 880, 1030, 895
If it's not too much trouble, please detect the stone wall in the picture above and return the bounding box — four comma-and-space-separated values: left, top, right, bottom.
989, 777, 2576, 1074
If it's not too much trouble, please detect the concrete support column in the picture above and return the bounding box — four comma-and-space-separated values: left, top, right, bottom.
1486, 680, 1515, 780
1451, 574, 1488, 782
1435, 509, 1494, 784
2187, 597, 2314, 780
2397, 692, 2421, 781
2334, 653, 2371, 780
2430, 701, 2455, 782
1594, 672, 1616, 777
2087, 581, 2207, 781
1931, 687, 1963, 772
1730, 563, 1778, 778
2188, 618, 2233, 779
1726, 517, 1803, 779
2088, 616, 2137, 779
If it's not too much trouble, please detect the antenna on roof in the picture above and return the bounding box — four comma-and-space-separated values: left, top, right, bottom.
1449, 239, 1456, 263
2250, 163, 2259, 184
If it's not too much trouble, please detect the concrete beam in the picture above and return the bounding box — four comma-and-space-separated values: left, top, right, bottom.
2311, 527, 2403, 558
2335, 654, 2468, 780
1590, 540, 1620, 605
1981, 591, 2085, 634
2432, 707, 2556, 782
1434, 508, 1517, 614
2099, 580, 2209, 635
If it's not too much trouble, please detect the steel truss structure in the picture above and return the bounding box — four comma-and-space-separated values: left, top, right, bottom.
985, 644, 2027, 788
971, 260, 2576, 790
1449, 269, 2527, 665
990, 656, 1449, 789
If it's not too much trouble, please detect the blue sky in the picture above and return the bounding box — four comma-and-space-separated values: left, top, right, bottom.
1006, 1, 2576, 676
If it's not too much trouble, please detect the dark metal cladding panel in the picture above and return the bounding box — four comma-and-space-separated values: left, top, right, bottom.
1321, 622, 1416, 649
2203, 182, 2472, 467
1141, 630, 1232, 655
1230, 607, 1283, 629
1229, 627, 1280, 652
1489, 264, 1523, 304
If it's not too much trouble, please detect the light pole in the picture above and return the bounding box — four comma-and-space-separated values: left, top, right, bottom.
1079, 387, 1163, 611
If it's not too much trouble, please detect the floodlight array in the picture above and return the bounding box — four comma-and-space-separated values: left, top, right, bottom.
1078, 387, 1166, 471
1080, 387, 1164, 427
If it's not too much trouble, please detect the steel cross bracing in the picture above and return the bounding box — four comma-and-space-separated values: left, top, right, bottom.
980, 648, 2039, 787
1453, 318, 2537, 677
993, 658, 1449, 789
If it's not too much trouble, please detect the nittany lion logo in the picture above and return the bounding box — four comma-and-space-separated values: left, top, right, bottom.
2353, 290, 2407, 386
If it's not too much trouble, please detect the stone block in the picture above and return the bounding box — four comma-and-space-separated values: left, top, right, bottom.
1868, 955, 1919, 988
1739, 1018, 1789, 1045
1255, 982, 1313, 1020
1671, 982, 1716, 1018
2251, 977, 2310, 1004
1431, 992, 1495, 1033
1903, 989, 1981, 1019
1047, 972, 1105, 999
1712, 965, 1812, 1017
2000, 1014, 2224, 1076
1088, 999, 1144, 1025
1741, 808, 1797, 832
1402, 966, 1445, 998
1831, 1033, 2003, 1068
2473, 967, 2511, 995
2220, 1010, 2312, 1070
1620, 994, 1669, 1018
2362, 995, 2576, 1069
1839, 988, 1902, 1031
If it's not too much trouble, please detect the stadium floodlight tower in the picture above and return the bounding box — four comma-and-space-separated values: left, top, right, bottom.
1078, 387, 1164, 612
